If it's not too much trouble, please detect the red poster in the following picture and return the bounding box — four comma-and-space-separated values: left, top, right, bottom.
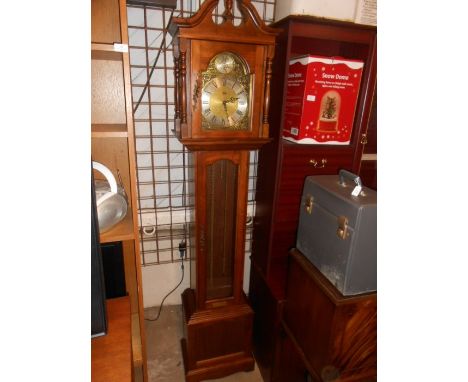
283, 55, 364, 145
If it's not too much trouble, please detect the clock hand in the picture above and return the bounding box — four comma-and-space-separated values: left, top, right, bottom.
222, 100, 229, 115
225, 96, 239, 104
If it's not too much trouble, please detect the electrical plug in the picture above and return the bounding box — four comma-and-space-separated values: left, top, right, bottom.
178, 240, 187, 260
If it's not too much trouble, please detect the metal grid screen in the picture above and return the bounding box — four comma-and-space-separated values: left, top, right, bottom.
127, 0, 276, 266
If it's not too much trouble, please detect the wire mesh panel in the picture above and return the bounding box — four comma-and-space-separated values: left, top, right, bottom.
127, 0, 276, 266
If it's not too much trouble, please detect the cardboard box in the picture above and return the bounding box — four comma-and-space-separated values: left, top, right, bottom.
283, 55, 364, 145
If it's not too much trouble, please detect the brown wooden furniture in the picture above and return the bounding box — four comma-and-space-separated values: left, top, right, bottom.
91, 0, 147, 380
92, 297, 132, 382
276, 249, 377, 382
359, 90, 377, 190
248, 15, 377, 381
168, 1, 278, 381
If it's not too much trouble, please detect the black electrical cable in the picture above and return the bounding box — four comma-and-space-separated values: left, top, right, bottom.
132, 9, 176, 114
144, 241, 186, 321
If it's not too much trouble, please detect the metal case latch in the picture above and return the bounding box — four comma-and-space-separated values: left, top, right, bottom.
305, 194, 314, 214
337, 216, 349, 239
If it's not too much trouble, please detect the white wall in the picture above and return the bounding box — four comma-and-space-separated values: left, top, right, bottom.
142, 262, 190, 307
275, 0, 376, 26
142, 250, 252, 308
275, 0, 358, 22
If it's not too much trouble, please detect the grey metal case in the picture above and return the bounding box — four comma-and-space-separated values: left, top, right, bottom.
296, 171, 377, 296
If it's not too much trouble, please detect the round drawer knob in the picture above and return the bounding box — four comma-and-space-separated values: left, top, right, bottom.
310, 158, 327, 168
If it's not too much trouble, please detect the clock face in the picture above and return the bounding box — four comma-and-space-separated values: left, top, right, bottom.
201, 77, 249, 129
201, 52, 250, 130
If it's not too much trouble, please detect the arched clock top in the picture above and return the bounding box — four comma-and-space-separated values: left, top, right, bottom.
168, 0, 279, 46
169, 0, 279, 149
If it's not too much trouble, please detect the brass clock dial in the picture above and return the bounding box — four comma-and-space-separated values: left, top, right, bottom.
201, 77, 249, 129
201, 52, 250, 130
214, 53, 236, 74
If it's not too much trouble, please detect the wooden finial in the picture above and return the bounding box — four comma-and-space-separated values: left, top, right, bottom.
222, 0, 234, 21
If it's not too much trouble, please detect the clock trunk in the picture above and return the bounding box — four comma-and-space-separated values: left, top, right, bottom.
169, 1, 279, 380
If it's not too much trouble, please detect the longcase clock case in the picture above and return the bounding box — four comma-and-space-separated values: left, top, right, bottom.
169, 1, 278, 381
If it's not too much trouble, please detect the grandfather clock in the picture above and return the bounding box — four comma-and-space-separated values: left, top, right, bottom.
169, 1, 278, 380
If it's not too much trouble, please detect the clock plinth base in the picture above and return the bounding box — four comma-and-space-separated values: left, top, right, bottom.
180, 288, 255, 382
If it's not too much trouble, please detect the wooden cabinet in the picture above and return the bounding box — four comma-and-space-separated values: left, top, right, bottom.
248, 16, 376, 381
359, 90, 377, 190
277, 249, 377, 382
91, 0, 147, 380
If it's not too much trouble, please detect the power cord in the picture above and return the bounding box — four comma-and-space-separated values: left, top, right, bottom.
144, 241, 186, 322
132, 9, 177, 114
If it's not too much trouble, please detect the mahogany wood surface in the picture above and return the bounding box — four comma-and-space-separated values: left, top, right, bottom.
181, 288, 255, 382
251, 15, 377, 283
275, 331, 308, 382
279, 249, 377, 382
169, 0, 279, 145
249, 262, 285, 382
363, 91, 377, 155
92, 297, 132, 382
360, 88, 377, 190
249, 16, 377, 382
193, 150, 249, 310
169, 2, 279, 380
359, 160, 377, 191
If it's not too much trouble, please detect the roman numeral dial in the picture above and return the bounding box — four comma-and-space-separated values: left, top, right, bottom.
201, 52, 250, 130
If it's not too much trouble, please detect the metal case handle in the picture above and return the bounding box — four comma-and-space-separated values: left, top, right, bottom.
339, 169, 362, 188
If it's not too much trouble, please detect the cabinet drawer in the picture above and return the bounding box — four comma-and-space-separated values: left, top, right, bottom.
276, 145, 354, 223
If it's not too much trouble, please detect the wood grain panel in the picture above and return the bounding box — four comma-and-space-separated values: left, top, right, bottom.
276, 331, 308, 382
205, 159, 237, 300
91, 0, 122, 44
122, 240, 138, 314
92, 297, 132, 382
363, 91, 377, 155
250, 29, 289, 275
194, 150, 249, 309
249, 262, 285, 382
359, 160, 377, 191
92, 59, 126, 124
181, 289, 255, 382
281, 249, 377, 381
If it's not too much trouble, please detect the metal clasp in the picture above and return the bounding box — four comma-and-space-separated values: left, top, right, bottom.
337, 216, 349, 240
305, 194, 314, 214
361, 133, 368, 145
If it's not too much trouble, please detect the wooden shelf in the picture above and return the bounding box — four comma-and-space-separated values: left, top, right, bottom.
131, 312, 143, 368
92, 123, 129, 138
92, 43, 124, 61
100, 212, 135, 244
92, 297, 132, 382
92, 0, 148, 380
